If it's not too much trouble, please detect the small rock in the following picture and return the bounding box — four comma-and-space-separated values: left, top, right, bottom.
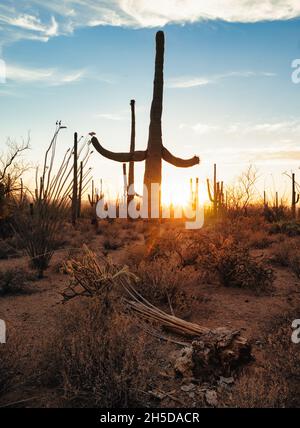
188, 392, 195, 399
205, 390, 218, 407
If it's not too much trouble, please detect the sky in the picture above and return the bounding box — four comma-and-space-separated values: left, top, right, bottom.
1, 1, 300, 204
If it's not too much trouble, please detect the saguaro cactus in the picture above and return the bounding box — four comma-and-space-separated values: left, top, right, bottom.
128, 99, 136, 205
88, 180, 100, 226
90, 31, 199, 215
207, 164, 224, 216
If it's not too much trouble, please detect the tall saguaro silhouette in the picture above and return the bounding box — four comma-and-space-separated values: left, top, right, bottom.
90, 31, 200, 215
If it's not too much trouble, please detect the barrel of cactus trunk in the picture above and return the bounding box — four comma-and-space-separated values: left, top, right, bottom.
144, 31, 165, 214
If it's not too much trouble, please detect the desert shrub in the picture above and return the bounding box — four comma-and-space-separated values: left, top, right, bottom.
0, 218, 14, 239
0, 238, 20, 259
271, 240, 300, 277
103, 237, 122, 251
136, 259, 192, 314
39, 247, 153, 407
248, 230, 273, 249
197, 238, 274, 292
270, 221, 300, 237
0, 267, 32, 296
226, 313, 300, 407
263, 206, 288, 223
41, 298, 152, 408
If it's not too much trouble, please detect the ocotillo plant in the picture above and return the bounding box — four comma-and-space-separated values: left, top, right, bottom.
71, 132, 78, 225
207, 164, 224, 216
292, 173, 299, 218
90, 31, 199, 217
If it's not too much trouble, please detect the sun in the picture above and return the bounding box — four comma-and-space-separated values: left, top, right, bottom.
161, 176, 208, 209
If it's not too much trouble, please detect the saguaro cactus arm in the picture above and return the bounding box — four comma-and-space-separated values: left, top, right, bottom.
162, 147, 200, 168
90, 136, 147, 162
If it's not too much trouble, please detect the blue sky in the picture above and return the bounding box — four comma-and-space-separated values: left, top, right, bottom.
1, 1, 300, 202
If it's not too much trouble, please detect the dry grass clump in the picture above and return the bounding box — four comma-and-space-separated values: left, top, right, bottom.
248, 230, 273, 249
136, 259, 193, 315
226, 313, 300, 407
0, 238, 20, 259
271, 240, 300, 277
41, 299, 151, 408
44, 248, 153, 407
103, 237, 122, 251
0, 267, 34, 296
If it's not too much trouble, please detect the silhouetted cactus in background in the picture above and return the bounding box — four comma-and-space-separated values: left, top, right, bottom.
190, 177, 199, 210
88, 180, 100, 226
207, 164, 224, 216
90, 31, 199, 216
292, 173, 299, 218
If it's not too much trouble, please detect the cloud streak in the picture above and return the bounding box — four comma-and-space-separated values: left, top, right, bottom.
167, 70, 276, 88
5, 64, 86, 85
181, 119, 300, 136
1, 1, 300, 47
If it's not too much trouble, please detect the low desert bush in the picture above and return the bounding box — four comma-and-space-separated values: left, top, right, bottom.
248, 230, 273, 249
270, 221, 300, 237
263, 205, 288, 223
136, 259, 193, 314
0, 238, 20, 259
197, 238, 274, 292
271, 240, 300, 277
0, 267, 32, 296
103, 237, 122, 251
226, 313, 300, 407
41, 299, 152, 408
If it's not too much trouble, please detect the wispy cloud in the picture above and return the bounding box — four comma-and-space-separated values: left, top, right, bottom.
181, 119, 300, 136
167, 70, 276, 89
180, 122, 219, 134
168, 77, 212, 89
95, 113, 124, 121
1, 1, 300, 47
3, 14, 58, 36
5, 64, 86, 85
